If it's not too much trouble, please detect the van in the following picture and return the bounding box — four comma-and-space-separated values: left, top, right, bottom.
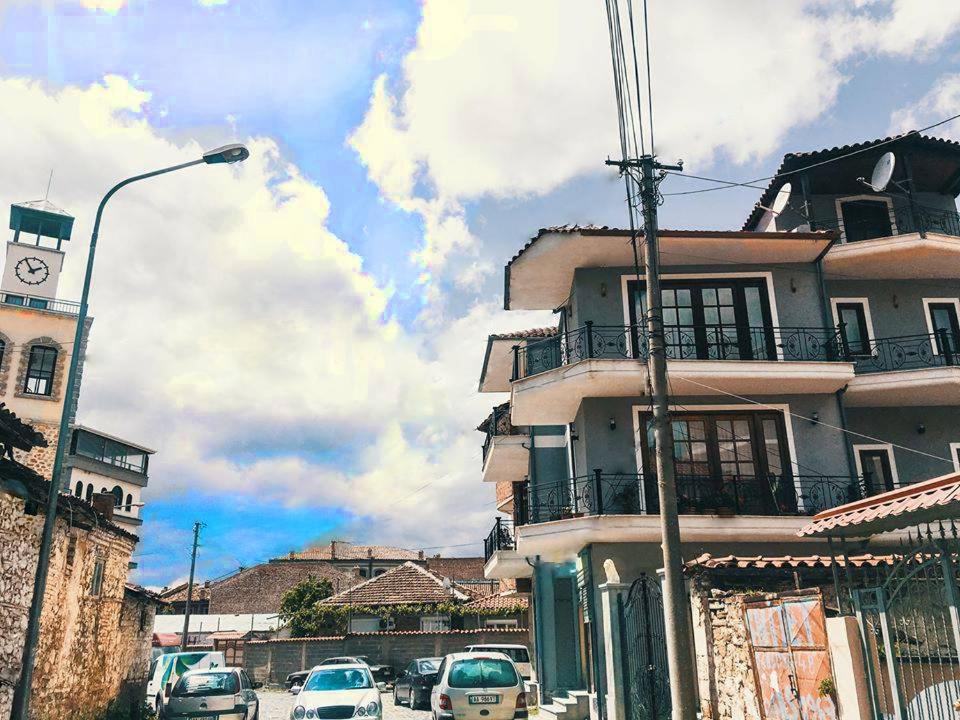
463, 645, 535, 683
145, 651, 226, 713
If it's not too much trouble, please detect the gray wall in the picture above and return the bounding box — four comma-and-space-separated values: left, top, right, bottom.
827, 278, 957, 339
774, 190, 957, 233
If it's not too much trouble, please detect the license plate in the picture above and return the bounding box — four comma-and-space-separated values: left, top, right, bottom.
469, 695, 499, 705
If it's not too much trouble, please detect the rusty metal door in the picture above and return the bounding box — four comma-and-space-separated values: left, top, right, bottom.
744, 592, 838, 720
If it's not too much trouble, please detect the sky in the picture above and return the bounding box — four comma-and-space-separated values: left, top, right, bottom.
1, 0, 960, 587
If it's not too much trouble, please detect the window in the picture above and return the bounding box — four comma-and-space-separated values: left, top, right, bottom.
483, 618, 520, 629
348, 617, 380, 633
72, 429, 149, 474
65, 535, 77, 569
84, 485, 93, 502
173, 672, 239, 697
420, 615, 451, 632
373, 568, 386, 577
74, 481, 83, 498
358, 568, 369, 578
23, 345, 57, 396
854, 445, 898, 494
111, 486, 123, 507
832, 299, 874, 356
923, 299, 960, 357
629, 278, 775, 361
952, 443, 960, 473
640, 410, 794, 514
125, 494, 133, 512
90, 558, 105, 596
837, 197, 894, 242
448, 658, 519, 689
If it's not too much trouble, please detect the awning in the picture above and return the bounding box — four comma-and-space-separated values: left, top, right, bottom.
798, 471, 960, 538
153, 632, 181, 647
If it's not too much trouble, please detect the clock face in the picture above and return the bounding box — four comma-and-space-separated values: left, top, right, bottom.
15, 257, 50, 286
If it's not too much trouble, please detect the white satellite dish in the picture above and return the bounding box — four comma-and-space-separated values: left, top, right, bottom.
869, 151, 896, 192
771, 182, 792, 215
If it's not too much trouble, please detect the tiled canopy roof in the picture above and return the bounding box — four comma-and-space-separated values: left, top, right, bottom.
488, 327, 558, 341
686, 553, 893, 571
321, 561, 471, 606
464, 591, 529, 612
799, 471, 960, 538
160, 582, 212, 603
286, 541, 421, 562
423, 557, 488, 582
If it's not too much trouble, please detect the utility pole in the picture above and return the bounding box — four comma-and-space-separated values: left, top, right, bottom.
180, 521, 202, 651
608, 154, 697, 720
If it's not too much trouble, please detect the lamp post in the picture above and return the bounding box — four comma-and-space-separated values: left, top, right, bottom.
11, 143, 250, 720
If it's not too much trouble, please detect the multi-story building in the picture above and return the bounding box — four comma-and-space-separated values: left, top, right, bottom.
479, 133, 960, 713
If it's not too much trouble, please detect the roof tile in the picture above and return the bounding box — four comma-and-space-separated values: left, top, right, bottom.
320, 561, 471, 606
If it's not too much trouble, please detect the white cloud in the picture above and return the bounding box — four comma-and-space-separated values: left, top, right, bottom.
0, 74, 550, 565
350, 0, 960, 277
890, 72, 960, 139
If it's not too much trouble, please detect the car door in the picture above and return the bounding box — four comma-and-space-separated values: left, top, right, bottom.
404, 661, 418, 701
431, 658, 447, 710
239, 670, 258, 717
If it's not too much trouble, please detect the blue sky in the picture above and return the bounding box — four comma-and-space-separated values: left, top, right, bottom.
2, 0, 960, 586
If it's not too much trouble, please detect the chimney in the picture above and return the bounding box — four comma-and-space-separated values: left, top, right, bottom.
352, 565, 363, 580
91, 492, 114, 521
330, 540, 337, 559
418, 550, 424, 561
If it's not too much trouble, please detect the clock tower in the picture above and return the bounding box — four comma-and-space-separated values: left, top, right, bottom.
2, 199, 73, 302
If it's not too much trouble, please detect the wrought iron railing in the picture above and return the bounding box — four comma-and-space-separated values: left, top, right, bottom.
523, 471, 898, 524
0, 291, 80, 315
483, 517, 515, 562
512, 322, 848, 380
480, 404, 525, 465
849, 330, 959, 374
810, 204, 960, 239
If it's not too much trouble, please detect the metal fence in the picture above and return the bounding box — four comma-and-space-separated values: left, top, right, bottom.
483, 517, 515, 562
851, 330, 959, 374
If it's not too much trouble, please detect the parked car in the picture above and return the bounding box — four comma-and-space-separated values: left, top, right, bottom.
463, 644, 535, 682
318, 656, 395, 686
164, 668, 261, 720
431, 652, 528, 720
392, 657, 441, 709
290, 664, 384, 720
146, 650, 226, 714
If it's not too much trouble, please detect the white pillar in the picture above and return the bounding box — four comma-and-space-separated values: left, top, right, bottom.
599, 580, 629, 720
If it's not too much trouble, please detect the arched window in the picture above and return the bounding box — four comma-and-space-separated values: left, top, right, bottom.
125, 494, 133, 511
111, 486, 123, 508
23, 345, 57, 396
84, 485, 93, 502
74, 481, 83, 497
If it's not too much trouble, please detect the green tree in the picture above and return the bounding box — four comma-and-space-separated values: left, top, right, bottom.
279, 576, 335, 637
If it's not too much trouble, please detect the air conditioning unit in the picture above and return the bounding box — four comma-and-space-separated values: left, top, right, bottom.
381, 617, 396, 631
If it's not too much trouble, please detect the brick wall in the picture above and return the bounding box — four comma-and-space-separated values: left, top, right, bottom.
245, 628, 532, 684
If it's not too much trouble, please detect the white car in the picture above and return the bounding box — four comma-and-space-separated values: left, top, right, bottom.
290, 663, 384, 720
145, 650, 226, 714
463, 644, 536, 683
431, 652, 528, 720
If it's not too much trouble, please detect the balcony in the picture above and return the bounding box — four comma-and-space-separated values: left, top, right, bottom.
845, 330, 960, 406
819, 205, 960, 280
515, 471, 902, 558
0, 291, 80, 316
479, 404, 529, 484
482, 517, 533, 580
509, 323, 855, 424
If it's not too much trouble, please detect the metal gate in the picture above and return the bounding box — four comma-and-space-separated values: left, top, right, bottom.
853, 537, 960, 720
618, 574, 670, 720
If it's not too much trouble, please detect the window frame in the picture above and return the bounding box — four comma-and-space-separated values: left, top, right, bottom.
922, 298, 960, 356
90, 557, 106, 597
853, 443, 899, 493
23, 344, 58, 396
950, 443, 960, 474
830, 298, 875, 356
835, 195, 897, 243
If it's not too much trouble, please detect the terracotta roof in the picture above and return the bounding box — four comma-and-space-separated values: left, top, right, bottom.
153, 632, 181, 647
424, 557, 489, 582
285, 541, 421, 562
320, 561, 471, 606
246, 628, 529, 644
741, 133, 960, 231
464, 591, 529, 612
160, 582, 212, 603
209, 560, 357, 614
208, 630, 246, 641
488, 327, 558, 341
686, 553, 893, 571
799, 471, 960, 538
125, 583, 168, 605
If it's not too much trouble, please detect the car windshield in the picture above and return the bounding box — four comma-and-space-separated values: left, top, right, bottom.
418, 660, 439, 673
320, 657, 357, 665
173, 672, 239, 697
472, 647, 529, 663
304, 669, 373, 691
448, 659, 518, 689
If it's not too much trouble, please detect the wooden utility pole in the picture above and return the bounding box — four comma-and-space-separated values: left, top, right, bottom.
180, 521, 202, 651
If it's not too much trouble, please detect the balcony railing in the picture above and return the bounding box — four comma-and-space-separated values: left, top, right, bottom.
811, 204, 960, 240
480, 404, 525, 465
0, 291, 80, 316
523, 470, 897, 524
483, 517, 515, 562
848, 330, 959, 374
512, 322, 847, 380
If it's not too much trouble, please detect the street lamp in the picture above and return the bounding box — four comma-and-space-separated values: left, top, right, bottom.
11, 143, 250, 720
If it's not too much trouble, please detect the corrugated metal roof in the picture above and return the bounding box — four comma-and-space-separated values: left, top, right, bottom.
798, 471, 960, 538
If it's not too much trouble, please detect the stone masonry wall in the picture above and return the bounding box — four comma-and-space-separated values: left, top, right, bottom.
0, 490, 141, 720
700, 589, 763, 720
13, 421, 60, 485
245, 628, 531, 685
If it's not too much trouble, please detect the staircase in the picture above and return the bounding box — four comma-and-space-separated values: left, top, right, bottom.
538, 690, 591, 720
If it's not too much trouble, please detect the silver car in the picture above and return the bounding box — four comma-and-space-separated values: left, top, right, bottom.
164, 667, 262, 720
430, 652, 528, 720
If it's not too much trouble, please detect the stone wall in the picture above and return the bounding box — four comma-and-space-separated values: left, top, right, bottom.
245, 628, 532, 685
0, 489, 145, 720
14, 421, 60, 484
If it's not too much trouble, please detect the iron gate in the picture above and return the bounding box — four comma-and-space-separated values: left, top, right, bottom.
618, 573, 670, 720
853, 534, 960, 720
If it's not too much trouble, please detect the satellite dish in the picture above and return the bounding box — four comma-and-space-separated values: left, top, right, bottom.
771, 182, 792, 215
869, 152, 896, 192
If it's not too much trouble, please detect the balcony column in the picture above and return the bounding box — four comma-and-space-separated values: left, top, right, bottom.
599, 559, 629, 720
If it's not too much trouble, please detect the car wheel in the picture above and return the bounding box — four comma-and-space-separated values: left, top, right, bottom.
156, 696, 164, 720
409, 689, 419, 710
393, 688, 400, 706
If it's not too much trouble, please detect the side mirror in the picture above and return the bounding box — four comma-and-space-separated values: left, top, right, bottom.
252, 682, 263, 690
290, 685, 301, 695
376, 682, 387, 692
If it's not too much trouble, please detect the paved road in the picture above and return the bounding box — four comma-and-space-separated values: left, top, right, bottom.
259, 689, 430, 720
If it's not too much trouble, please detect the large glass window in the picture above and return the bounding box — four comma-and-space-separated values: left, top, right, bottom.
72, 429, 149, 474
23, 345, 57, 395
640, 411, 794, 514
839, 198, 893, 242
629, 278, 775, 360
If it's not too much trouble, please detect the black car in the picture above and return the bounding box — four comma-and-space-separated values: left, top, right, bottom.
284, 669, 310, 689
392, 657, 442, 710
